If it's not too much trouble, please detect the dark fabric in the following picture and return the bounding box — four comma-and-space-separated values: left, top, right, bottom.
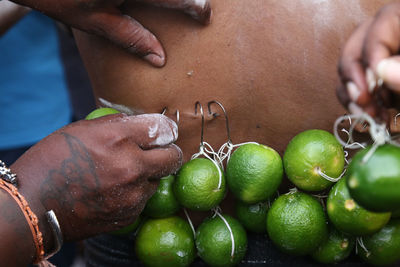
84, 232, 367, 267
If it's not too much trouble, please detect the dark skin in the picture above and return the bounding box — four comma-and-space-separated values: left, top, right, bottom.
8, 0, 211, 67
0, 114, 182, 266
337, 1, 400, 126
0, 1, 211, 265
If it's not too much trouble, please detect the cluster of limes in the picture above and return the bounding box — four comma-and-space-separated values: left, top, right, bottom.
86, 108, 400, 266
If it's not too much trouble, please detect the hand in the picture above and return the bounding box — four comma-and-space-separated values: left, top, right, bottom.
11, 114, 182, 243
337, 2, 400, 121
9, 0, 212, 67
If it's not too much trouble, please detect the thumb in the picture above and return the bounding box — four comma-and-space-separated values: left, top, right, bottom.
376, 56, 400, 93
90, 10, 166, 67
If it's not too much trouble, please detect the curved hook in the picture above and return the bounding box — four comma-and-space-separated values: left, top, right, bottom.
207, 100, 232, 144
195, 101, 204, 146
161, 107, 180, 126
175, 110, 180, 125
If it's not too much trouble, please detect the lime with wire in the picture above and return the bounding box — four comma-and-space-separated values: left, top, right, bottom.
173, 158, 226, 211
85, 107, 120, 120
346, 144, 400, 212
266, 191, 328, 256
357, 219, 400, 266
135, 216, 196, 267
195, 214, 247, 267
327, 178, 391, 236
226, 143, 283, 204
283, 129, 345, 191
143, 175, 180, 218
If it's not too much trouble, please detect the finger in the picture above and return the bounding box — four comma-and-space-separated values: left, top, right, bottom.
338, 20, 372, 107
363, 3, 400, 71
114, 114, 179, 149
137, 0, 212, 25
141, 144, 183, 180
89, 10, 166, 67
376, 56, 400, 93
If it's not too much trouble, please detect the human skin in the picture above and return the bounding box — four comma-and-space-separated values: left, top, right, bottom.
0, 114, 181, 266
74, 0, 388, 161
9, 0, 212, 66
0, 0, 30, 35
337, 1, 400, 124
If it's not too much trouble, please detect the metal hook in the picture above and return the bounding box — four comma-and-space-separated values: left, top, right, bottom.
161, 107, 180, 126
175, 110, 180, 125
195, 101, 204, 146
207, 100, 232, 144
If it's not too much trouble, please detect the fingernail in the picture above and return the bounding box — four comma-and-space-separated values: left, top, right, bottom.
346, 82, 360, 102
366, 68, 376, 93
348, 102, 363, 116
143, 53, 165, 67
377, 58, 400, 84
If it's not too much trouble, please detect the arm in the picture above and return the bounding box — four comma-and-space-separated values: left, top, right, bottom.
0, 113, 182, 265
8, 0, 211, 67
0, 0, 30, 36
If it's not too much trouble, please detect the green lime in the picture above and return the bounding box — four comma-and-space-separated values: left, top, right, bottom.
283, 129, 345, 191
327, 178, 391, 236
196, 214, 247, 267
311, 225, 355, 264
85, 107, 120, 120
235, 200, 268, 233
266, 191, 328, 256
110, 215, 142, 235
173, 158, 226, 211
135, 216, 196, 267
226, 143, 283, 204
346, 144, 400, 212
358, 219, 400, 266
143, 175, 180, 218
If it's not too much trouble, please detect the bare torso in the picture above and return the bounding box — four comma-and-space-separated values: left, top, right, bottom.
74, 0, 386, 161
72, 0, 389, 230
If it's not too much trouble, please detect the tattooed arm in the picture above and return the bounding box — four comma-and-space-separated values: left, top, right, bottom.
0, 113, 182, 265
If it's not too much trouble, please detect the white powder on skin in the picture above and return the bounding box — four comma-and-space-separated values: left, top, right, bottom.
129, 114, 179, 146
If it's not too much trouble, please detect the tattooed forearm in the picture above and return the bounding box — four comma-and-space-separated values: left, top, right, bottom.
39, 133, 112, 234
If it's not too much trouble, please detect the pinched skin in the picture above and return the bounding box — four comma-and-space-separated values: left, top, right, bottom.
73, 0, 388, 162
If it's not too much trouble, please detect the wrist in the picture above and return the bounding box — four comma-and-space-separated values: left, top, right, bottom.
8, 161, 61, 261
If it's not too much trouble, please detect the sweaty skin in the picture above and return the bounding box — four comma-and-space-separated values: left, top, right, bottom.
74, 0, 387, 162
